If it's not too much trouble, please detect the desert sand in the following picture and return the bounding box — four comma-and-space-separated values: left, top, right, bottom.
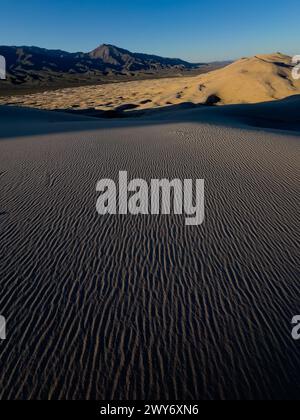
0, 98, 299, 399
1, 53, 299, 112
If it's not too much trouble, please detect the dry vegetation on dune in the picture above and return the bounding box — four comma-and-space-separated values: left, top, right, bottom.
0, 53, 299, 112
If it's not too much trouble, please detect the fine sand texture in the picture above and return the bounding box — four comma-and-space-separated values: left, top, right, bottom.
0, 100, 299, 400
1, 53, 299, 112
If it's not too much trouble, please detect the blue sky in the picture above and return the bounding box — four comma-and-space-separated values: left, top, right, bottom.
1, 0, 299, 62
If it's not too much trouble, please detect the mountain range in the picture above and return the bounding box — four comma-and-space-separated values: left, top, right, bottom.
0, 44, 214, 92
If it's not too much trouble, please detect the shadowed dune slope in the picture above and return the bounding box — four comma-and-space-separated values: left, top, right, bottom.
0, 104, 299, 399
1, 95, 300, 138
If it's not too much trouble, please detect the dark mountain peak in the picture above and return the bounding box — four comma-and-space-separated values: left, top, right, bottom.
89, 44, 196, 71
89, 44, 132, 65
91, 44, 134, 55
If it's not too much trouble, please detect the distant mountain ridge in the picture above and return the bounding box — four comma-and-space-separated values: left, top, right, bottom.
0, 44, 202, 88
89, 44, 197, 70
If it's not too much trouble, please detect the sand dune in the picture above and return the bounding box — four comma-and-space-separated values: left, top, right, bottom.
193, 52, 300, 105
0, 53, 299, 112
0, 103, 299, 399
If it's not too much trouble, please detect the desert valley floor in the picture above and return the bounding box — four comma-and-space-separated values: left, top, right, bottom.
0, 99, 299, 399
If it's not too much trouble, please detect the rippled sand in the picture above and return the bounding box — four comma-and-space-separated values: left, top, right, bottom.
0, 101, 299, 400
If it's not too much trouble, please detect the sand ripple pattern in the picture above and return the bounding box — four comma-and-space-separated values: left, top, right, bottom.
0, 119, 299, 400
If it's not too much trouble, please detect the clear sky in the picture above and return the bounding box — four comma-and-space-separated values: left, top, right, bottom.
1, 0, 299, 62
